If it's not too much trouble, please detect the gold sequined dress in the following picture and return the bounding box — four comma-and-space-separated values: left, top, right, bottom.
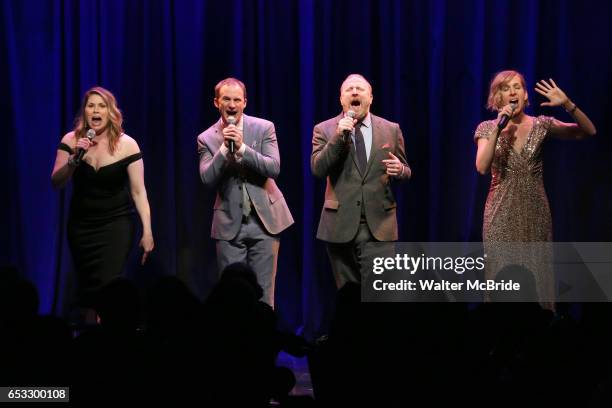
474, 116, 554, 308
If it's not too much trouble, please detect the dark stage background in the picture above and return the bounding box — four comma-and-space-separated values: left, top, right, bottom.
2, 0, 611, 338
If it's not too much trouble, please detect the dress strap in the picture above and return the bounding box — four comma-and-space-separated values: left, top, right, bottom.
58, 142, 74, 154
123, 152, 143, 165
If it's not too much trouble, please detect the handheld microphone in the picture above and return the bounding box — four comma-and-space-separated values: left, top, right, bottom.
497, 102, 518, 130
343, 110, 356, 143
227, 115, 236, 153
75, 129, 96, 165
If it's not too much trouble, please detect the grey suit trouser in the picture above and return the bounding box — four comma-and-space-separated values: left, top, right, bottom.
326, 219, 375, 289
216, 212, 280, 307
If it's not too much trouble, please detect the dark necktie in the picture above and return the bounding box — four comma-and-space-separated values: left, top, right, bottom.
354, 122, 367, 175
242, 180, 251, 219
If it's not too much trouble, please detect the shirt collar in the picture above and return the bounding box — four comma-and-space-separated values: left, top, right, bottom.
360, 112, 372, 128
236, 116, 244, 130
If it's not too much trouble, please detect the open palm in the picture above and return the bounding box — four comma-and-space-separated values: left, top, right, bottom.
535, 79, 569, 107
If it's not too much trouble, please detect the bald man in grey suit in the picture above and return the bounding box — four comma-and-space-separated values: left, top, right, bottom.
198, 78, 294, 306
312, 74, 411, 288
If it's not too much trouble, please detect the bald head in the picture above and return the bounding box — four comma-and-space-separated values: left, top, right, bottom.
339, 74, 373, 120
340, 74, 372, 95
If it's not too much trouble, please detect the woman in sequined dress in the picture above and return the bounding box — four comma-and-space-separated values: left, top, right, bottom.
474, 70, 596, 308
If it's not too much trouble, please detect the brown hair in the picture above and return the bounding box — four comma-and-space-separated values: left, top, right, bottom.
486, 70, 529, 111
74, 86, 123, 154
214, 77, 247, 99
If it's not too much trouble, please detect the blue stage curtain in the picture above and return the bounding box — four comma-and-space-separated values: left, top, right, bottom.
2, 0, 611, 338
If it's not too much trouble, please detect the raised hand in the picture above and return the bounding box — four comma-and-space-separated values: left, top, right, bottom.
382, 152, 403, 177
336, 116, 356, 137
535, 79, 569, 107
75, 136, 93, 152
222, 124, 244, 150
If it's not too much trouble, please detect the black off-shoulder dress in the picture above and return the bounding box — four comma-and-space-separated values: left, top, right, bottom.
58, 142, 142, 306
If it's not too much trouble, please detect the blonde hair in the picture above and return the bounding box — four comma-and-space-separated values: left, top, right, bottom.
74, 86, 123, 154
486, 70, 529, 111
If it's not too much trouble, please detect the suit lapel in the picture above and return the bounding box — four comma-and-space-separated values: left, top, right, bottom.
362, 114, 382, 179
213, 118, 225, 147
242, 114, 252, 148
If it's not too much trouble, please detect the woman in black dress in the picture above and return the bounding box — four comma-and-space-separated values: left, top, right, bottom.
51, 86, 154, 309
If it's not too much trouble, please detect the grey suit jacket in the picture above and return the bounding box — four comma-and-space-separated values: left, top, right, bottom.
311, 113, 410, 243
198, 114, 294, 240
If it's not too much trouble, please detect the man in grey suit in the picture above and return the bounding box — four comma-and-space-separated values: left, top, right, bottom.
312, 74, 411, 288
198, 78, 294, 306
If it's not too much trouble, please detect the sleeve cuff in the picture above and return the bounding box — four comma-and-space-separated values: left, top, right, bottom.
219, 144, 229, 157
235, 143, 247, 162
395, 164, 410, 179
